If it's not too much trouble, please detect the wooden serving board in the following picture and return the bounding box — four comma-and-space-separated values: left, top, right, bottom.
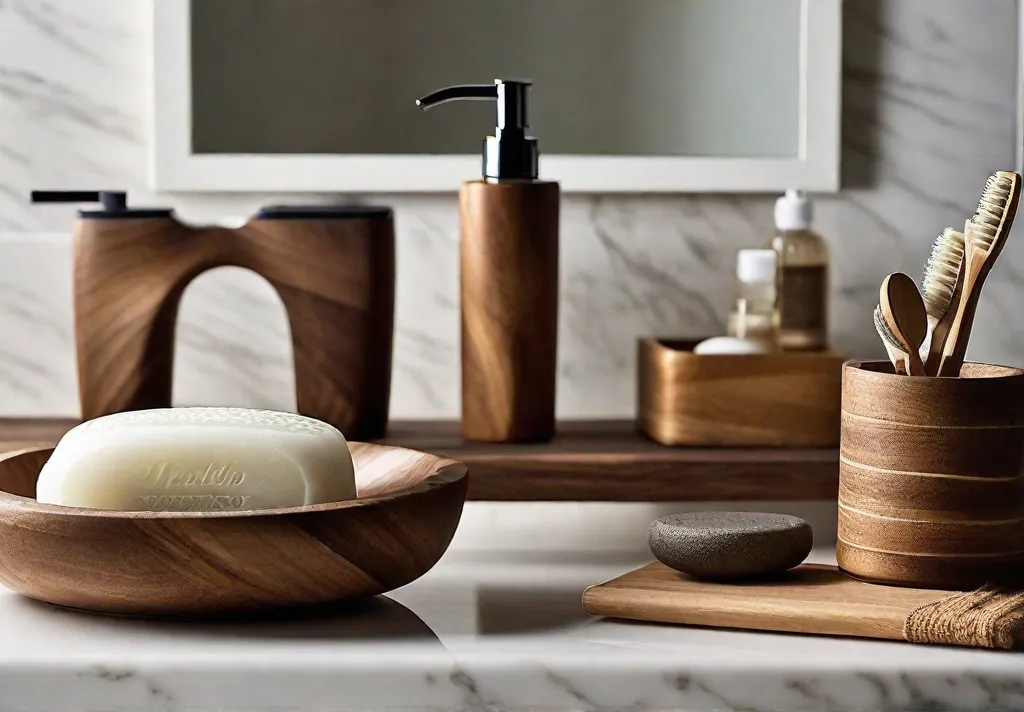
582, 562, 952, 643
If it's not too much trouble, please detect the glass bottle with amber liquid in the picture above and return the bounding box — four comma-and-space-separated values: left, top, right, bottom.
767, 190, 829, 351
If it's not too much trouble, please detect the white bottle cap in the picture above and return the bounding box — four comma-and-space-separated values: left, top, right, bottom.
774, 189, 813, 231
736, 249, 777, 284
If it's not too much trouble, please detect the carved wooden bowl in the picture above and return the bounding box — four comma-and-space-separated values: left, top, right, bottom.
0, 443, 467, 616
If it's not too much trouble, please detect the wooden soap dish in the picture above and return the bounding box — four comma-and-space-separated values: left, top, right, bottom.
638, 338, 843, 447
0, 444, 467, 617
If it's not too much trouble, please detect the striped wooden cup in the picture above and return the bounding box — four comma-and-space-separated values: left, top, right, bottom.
838, 360, 1024, 590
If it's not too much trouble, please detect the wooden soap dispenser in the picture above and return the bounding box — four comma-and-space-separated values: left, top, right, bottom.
30, 191, 396, 439
417, 80, 560, 443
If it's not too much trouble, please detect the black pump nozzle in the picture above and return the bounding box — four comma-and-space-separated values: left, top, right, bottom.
30, 190, 171, 219
415, 84, 499, 108
416, 79, 538, 181
32, 191, 127, 211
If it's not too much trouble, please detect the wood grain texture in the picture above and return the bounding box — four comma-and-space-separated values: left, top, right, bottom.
638, 339, 843, 447
74, 214, 395, 439
838, 360, 1024, 589
0, 442, 467, 616
0, 419, 840, 502
582, 561, 953, 643
459, 180, 559, 443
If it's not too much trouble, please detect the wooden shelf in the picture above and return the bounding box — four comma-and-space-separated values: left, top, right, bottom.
0, 419, 839, 502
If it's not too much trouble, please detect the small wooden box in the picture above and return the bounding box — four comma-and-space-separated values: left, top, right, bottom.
838, 360, 1024, 590
637, 338, 843, 447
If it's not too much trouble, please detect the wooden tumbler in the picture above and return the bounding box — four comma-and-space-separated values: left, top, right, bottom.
73, 206, 395, 440
838, 360, 1024, 589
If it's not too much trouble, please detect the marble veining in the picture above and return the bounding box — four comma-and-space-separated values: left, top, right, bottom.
20, 666, 1024, 711
0, 0, 1020, 420
1, 550, 1023, 711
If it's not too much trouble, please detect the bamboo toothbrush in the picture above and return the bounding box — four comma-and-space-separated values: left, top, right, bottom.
937, 171, 1022, 376
920, 227, 965, 375
879, 273, 928, 376
874, 304, 909, 375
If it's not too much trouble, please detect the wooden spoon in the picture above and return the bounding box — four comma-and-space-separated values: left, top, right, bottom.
880, 273, 928, 377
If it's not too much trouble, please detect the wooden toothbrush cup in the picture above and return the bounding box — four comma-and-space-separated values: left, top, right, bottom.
838, 360, 1024, 589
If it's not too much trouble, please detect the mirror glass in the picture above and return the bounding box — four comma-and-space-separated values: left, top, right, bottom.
191, 0, 801, 158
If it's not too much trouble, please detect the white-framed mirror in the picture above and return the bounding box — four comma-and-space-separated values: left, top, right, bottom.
151, 0, 841, 193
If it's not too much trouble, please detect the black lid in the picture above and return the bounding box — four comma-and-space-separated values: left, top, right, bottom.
416, 79, 538, 181
30, 191, 173, 219
256, 204, 392, 220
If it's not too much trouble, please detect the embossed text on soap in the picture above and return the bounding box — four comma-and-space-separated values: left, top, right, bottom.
134, 461, 246, 488
137, 494, 253, 512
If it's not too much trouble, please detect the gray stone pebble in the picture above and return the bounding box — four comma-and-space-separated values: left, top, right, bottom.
648, 511, 813, 581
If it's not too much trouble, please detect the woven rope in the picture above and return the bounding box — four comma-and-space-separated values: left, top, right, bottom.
903, 586, 1024, 649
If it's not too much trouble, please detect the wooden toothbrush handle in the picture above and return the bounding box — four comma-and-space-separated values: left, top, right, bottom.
906, 348, 926, 377
894, 354, 908, 376
924, 277, 966, 376
924, 312, 954, 376
937, 255, 983, 377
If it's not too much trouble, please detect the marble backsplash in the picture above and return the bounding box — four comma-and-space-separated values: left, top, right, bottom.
1, 0, 1021, 420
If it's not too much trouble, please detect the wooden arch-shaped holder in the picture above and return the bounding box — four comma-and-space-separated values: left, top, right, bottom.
73, 207, 395, 439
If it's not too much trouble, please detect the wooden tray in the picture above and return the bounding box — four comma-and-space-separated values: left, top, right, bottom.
638, 339, 843, 447
583, 561, 959, 644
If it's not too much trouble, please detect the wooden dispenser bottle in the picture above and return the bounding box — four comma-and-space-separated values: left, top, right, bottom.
417, 80, 559, 443
30, 191, 396, 440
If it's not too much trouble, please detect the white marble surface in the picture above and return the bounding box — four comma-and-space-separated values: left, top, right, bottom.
0, 548, 1022, 712
0, 0, 1021, 419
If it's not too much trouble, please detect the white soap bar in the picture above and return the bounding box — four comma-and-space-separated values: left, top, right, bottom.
36, 407, 357, 512
692, 336, 770, 355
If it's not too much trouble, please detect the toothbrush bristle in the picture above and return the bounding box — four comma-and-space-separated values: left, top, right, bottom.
921, 227, 964, 319
873, 304, 901, 348
967, 172, 1018, 249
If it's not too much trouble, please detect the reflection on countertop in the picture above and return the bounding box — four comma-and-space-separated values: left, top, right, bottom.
13, 592, 443, 646
1, 548, 1023, 711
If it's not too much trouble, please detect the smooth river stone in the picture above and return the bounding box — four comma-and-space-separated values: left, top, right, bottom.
648, 512, 813, 581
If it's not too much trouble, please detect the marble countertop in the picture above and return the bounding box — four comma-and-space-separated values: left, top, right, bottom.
1, 549, 1022, 712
